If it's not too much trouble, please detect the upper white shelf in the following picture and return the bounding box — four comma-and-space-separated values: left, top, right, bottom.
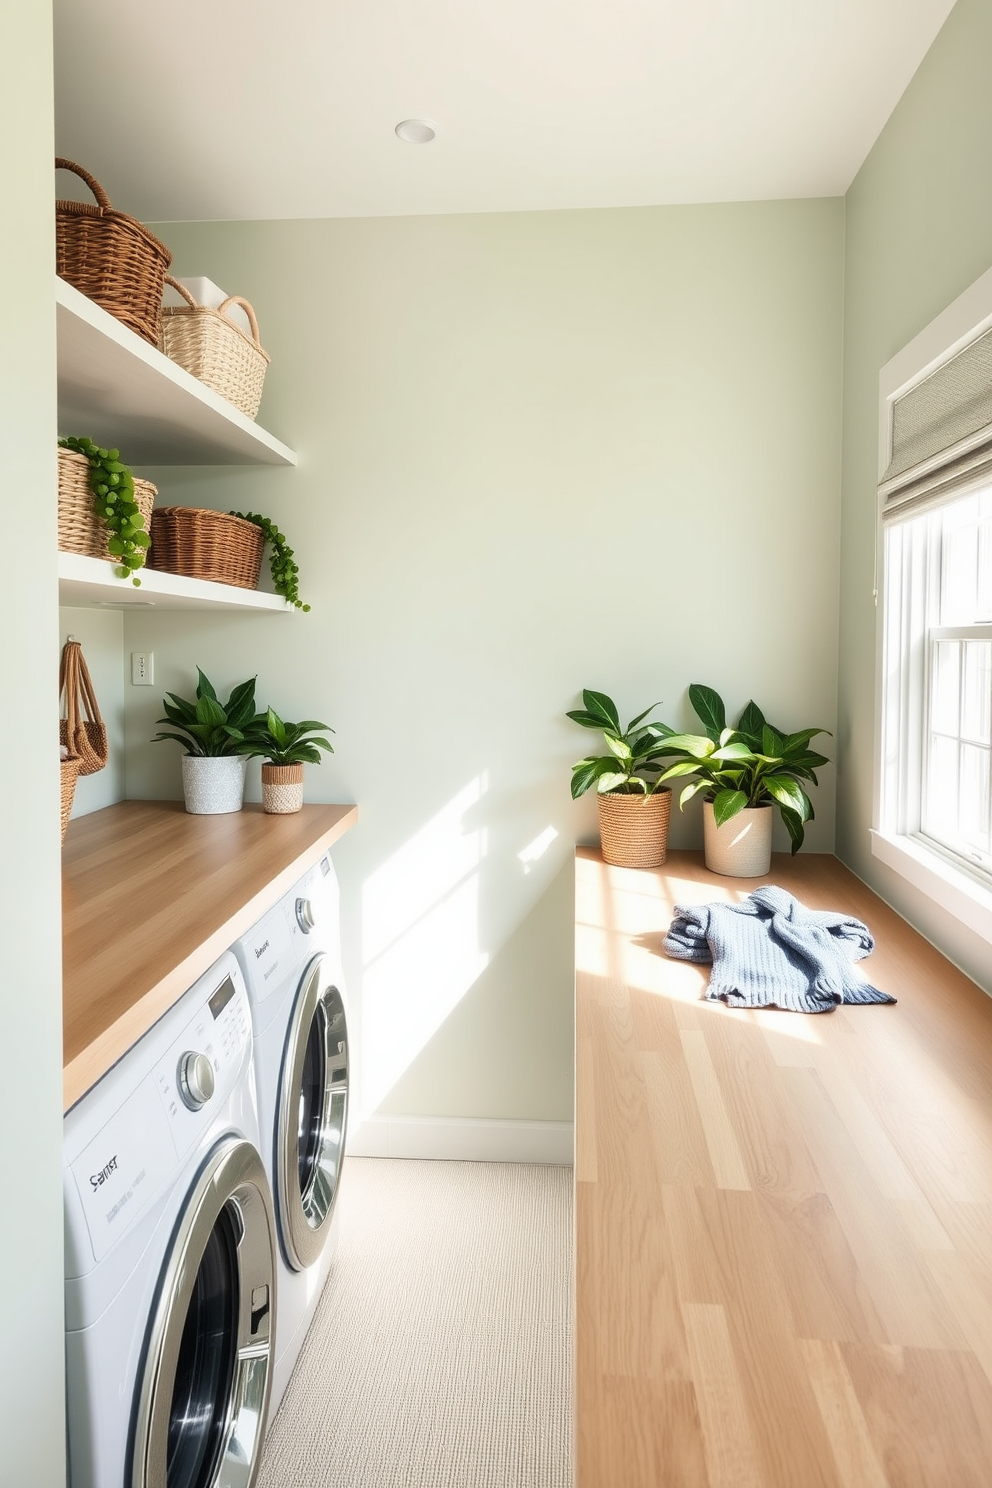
56, 278, 297, 467
58, 552, 293, 612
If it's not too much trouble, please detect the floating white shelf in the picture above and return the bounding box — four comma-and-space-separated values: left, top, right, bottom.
58, 552, 293, 613
56, 278, 297, 467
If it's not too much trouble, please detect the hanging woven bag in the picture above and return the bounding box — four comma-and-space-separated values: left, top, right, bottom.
59, 639, 108, 777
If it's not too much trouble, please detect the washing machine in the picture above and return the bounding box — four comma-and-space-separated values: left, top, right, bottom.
64, 951, 278, 1488
232, 852, 349, 1413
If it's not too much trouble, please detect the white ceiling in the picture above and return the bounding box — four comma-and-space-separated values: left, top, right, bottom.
54, 0, 956, 223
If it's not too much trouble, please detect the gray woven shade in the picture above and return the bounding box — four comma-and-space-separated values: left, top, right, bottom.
881, 323, 992, 520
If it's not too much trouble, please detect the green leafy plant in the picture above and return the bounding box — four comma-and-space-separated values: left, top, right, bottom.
248, 708, 335, 766
60, 435, 151, 585
567, 689, 674, 797
229, 510, 310, 611
657, 683, 831, 853
151, 669, 260, 757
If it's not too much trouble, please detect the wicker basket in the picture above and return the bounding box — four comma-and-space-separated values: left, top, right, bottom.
597, 789, 672, 869
57, 448, 156, 562
146, 508, 264, 589
56, 158, 172, 345
160, 277, 270, 420
60, 754, 81, 845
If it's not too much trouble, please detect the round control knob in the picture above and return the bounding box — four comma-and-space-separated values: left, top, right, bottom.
178, 1051, 215, 1111
296, 897, 316, 933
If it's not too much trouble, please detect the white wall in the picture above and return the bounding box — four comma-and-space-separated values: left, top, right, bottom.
0, 1, 66, 1482
119, 200, 845, 1127
839, 0, 992, 991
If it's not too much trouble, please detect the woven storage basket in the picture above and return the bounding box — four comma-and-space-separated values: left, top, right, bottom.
160, 277, 270, 420
146, 508, 265, 589
60, 754, 81, 845
597, 789, 672, 869
57, 448, 156, 562
56, 158, 172, 345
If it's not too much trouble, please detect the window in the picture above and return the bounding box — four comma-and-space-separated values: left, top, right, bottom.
875, 265, 992, 942
885, 493, 992, 876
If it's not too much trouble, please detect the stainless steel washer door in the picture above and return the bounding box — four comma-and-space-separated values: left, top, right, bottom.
131, 1139, 277, 1488
277, 955, 349, 1271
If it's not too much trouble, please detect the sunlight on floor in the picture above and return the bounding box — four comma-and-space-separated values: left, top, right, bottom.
574, 852, 824, 1043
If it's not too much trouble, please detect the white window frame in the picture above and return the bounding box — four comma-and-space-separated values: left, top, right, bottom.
873, 264, 992, 948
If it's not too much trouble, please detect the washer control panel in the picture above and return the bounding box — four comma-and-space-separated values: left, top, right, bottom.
65, 955, 252, 1266
153, 969, 250, 1154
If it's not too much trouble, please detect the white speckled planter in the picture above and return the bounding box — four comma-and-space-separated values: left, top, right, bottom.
181, 755, 247, 815
703, 801, 773, 877
261, 762, 304, 814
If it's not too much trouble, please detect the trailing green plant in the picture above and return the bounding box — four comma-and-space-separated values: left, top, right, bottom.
567, 689, 674, 797
229, 510, 310, 611
59, 435, 150, 585
656, 683, 831, 853
248, 707, 335, 766
151, 669, 260, 757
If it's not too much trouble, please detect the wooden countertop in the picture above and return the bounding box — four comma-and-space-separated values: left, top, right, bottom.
576, 847, 992, 1488
62, 800, 357, 1111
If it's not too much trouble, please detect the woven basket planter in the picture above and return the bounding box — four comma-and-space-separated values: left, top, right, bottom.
146, 508, 264, 589
160, 277, 270, 420
56, 158, 172, 345
57, 448, 156, 563
261, 762, 304, 814
598, 789, 672, 868
60, 755, 81, 844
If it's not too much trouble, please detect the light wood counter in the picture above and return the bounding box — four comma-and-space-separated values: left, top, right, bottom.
62, 800, 357, 1111
576, 847, 992, 1488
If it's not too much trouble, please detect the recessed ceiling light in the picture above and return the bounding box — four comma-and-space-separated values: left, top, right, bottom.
395, 119, 437, 145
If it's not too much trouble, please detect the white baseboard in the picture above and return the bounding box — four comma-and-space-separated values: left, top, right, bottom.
348, 1115, 574, 1165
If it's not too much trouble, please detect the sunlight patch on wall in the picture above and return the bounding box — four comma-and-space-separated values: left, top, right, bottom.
361, 776, 490, 1113
518, 825, 558, 874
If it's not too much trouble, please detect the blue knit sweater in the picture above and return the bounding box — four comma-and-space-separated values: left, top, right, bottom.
664, 885, 895, 1013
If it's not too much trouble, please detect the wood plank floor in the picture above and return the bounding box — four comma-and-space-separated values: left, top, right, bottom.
575, 848, 992, 1488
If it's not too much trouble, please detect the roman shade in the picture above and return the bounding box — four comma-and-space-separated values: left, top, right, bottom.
880, 321, 992, 521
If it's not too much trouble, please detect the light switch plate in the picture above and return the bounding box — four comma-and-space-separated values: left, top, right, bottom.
131, 651, 154, 686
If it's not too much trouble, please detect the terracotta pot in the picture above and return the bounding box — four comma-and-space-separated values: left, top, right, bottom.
262, 761, 304, 814
597, 789, 672, 868
181, 755, 246, 815
702, 800, 772, 877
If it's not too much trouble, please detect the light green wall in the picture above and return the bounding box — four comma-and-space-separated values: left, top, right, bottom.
839, 0, 992, 990
0, 1, 65, 1482
128, 200, 844, 1123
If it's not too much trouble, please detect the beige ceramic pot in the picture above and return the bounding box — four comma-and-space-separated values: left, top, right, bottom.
597, 789, 672, 868
261, 762, 304, 814
702, 800, 773, 877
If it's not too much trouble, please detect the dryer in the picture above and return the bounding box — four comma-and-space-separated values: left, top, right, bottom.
64, 951, 277, 1488
232, 852, 349, 1412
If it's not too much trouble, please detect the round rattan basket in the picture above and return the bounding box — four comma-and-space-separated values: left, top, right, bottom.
57, 448, 156, 562
146, 508, 264, 589
56, 158, 172, 345
160, 278, 270, 420
597, 789, 672, 868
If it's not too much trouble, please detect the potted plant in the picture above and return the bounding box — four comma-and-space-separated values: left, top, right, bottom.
657, 684, 830, 877
151, 669, 259, 814
567, 689, 675, 867
247, 707, 335, 813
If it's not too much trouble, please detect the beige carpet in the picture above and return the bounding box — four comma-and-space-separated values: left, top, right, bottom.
258, 1158, 574, 1488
